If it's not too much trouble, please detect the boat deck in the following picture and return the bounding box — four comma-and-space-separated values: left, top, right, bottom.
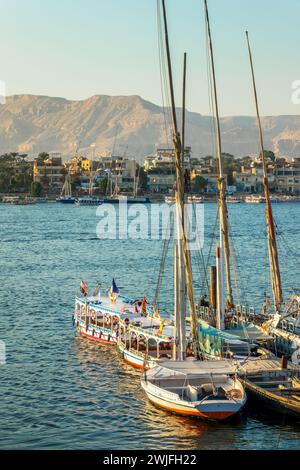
239, 359, 300, 377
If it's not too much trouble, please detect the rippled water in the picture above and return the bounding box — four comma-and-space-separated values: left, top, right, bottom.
0, 202, 299, 450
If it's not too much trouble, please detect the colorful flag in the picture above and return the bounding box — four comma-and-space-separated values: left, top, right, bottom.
93, 284, 101, 297
80, 280, 88, 295
111, 278, 119, 294
158, 322, 164, 336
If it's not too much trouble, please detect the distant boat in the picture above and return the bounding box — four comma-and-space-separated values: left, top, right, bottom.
75, 197, 103, 206
227, 196, 242, 204
56, 195, 76, 204
245, 195, 265, 204
56, 173, 76, 204
102, 195, 151, 204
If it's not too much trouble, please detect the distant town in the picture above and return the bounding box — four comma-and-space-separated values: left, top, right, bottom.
1, 147, 300, 201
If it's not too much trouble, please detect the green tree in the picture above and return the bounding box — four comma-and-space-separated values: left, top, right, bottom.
98, 178, 108, 194
137, 166, 148, 190
31, 181, 43, 197
37, 152, 50, 164
260, 150, 275, 162
193, 176, 208, 193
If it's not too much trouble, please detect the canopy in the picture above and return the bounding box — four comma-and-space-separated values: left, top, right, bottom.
155, 359, 238, 377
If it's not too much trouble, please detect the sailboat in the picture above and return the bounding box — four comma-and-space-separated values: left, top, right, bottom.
244, 31, 300, 364
141, 0, 247, 421
75, 162, 103, 206
102, 161, 150, 204
193, 0, 272, 361
56, 172, 76, 204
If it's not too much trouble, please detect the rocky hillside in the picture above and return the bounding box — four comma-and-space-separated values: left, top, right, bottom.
1, 94, 300, 159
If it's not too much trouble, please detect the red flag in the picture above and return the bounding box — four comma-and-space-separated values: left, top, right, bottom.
80, 280, 88, 295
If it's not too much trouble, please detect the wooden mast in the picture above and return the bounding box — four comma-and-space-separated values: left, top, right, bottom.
204, 0, 234, 312
161, 0, 198, 352
246, 31, 283, 311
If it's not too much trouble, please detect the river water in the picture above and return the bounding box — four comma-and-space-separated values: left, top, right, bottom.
0, 202, 299, 449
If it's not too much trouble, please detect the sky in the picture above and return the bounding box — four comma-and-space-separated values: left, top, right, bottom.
0, 0, 300, 116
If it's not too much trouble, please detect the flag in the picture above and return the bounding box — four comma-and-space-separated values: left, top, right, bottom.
93, 284, 101, 297
158, 322, 164, 336
80, 280, 88, 295
111, 278, 119, 295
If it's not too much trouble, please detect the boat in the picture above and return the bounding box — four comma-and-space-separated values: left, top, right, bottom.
74, 279, 165, 345
194, 0, 271, 359
75, 197, 104, 206
198, 321, 274, 362
74, 279, 139, 344
227, 196, 242, 204
142, 360, 246, 421
2, 196, 20, 204
164, 195, 175, 204
239, 358, 300, 418
102, 195, 151, 204
187, 195, 204, 204
242, 32, 300, 363
141, 0, 246, 421
245, 195, 265, 204
56, 173, 76, 204
103, 159, 150, 204
118, 315, 174, 369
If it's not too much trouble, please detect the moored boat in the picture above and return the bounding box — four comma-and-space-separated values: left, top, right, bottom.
244, 195, 265, 204
142, 360, 247, 421
118, 316, 174, 369
239, 358, 300, 418
75, 196, 103, 206
74, 279, 141, 344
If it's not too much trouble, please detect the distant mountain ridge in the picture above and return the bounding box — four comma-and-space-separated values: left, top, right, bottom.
1, 94, 300, 160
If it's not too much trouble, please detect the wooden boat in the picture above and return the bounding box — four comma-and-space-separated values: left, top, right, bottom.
142, 360, 246, 421
227, 196, 242, 204
118, 317, 174, 369
244, 195, 265, 204
56, 173, 76, 204
243, 33, 300, 363
74, 280, 160, 345
198, 320, 274, 362
141, 0, 246, 422
75, 196, 103, 206
239, 359, 300, 418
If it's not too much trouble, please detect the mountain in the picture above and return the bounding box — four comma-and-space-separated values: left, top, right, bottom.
1, 94, 300, 160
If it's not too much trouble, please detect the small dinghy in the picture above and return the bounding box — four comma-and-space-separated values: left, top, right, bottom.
141, 360, 247, 421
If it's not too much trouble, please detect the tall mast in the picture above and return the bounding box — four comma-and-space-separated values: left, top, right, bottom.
246, 31, 283, 311
204, 0, 233, 312
161, 0, 198, 351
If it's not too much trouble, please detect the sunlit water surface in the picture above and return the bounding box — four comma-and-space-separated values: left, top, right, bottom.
0, 202, 299, 449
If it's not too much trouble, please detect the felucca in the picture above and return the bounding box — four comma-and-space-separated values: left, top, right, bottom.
245, 31, 300, 364
141, 0, 247, 421
195, 0, 272, 361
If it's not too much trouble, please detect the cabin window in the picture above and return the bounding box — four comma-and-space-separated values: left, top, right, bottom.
281, 320, 287, 330
288, 323, 294, 333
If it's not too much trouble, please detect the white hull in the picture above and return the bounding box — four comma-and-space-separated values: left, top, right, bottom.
141, 361, 246, 421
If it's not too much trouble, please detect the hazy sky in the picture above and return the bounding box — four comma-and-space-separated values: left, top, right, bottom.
1, 0, 299, 116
